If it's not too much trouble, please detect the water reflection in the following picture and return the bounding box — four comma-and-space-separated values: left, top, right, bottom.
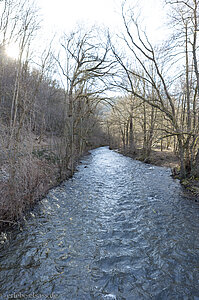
0, 147, 199, 299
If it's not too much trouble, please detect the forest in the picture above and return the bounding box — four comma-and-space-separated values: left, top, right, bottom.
0, 0, 199, 224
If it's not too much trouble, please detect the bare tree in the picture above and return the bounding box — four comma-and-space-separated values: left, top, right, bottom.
108, 0, 199, 178
56, 27, 114, 173
9, 0, 41, 143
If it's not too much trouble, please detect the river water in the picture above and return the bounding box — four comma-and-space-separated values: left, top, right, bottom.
0, 147, 199, 300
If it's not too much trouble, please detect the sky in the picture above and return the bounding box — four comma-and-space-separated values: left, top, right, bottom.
5, 0, 167, 59
39, 0, 121, 32
38, 0, 167, 42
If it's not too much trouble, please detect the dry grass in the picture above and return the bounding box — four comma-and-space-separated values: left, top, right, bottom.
0, 156, 59, 226
0, 129, 76, 229
120, 147, 180, 169
146, 148, 180, 169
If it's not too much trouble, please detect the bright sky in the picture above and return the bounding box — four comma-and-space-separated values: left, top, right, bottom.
38, 0, 167, 42
6, 0, 167, 60
39, 0, 121, 32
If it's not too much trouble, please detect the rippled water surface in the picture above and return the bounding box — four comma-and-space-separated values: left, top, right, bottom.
0, 147, 199, 300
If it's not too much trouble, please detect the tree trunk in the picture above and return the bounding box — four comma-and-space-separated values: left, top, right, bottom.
129, 115, 134, 152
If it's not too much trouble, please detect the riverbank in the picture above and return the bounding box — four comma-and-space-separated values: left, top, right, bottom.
118, 147, 199, 199
146, 150, 199, 198
118, 148, 180, 169
0, 139, 102, 231
0, 157, 70, 230
0, 142, 93, 231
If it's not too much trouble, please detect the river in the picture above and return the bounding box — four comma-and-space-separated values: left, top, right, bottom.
0, 147, 199, 300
